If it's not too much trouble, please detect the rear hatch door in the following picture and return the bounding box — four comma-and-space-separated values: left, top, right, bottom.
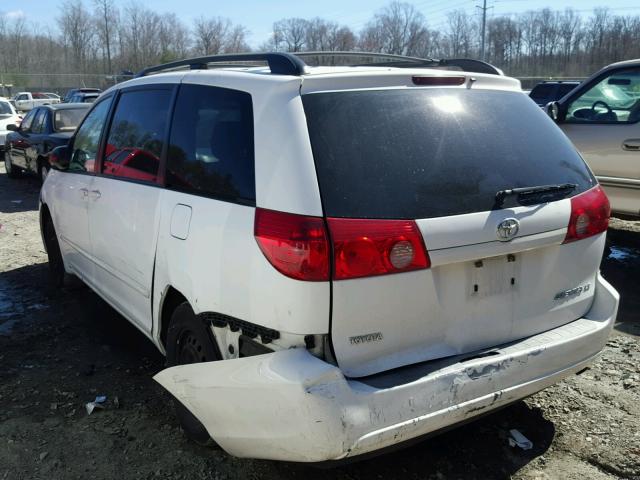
302, 86, 602, 377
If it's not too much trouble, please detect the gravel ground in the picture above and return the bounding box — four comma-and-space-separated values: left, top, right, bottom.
1, 164, 639, 480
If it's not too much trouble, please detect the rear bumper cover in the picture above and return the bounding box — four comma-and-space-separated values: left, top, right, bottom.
154, 274, 619, 462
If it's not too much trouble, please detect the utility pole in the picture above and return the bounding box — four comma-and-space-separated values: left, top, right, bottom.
477, 0, 491, 62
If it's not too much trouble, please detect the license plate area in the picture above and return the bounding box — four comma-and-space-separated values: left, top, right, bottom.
469, 254, 518, 298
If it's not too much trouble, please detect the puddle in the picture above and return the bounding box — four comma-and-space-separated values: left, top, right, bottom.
0, 318, 19, 336
607, 246, 640, 263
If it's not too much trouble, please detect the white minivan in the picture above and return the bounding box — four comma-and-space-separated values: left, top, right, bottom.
40, 52, 619, 463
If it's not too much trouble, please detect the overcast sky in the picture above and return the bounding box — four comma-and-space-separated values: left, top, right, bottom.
5, 0, 640, 47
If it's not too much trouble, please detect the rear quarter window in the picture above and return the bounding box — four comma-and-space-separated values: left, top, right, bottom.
166, 84, 255, 204
303, 88, 595, 219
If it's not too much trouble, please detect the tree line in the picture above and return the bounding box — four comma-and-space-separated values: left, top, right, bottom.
1, 0, 640, 89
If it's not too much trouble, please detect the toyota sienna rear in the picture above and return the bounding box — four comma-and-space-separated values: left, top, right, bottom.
39, 53, 619, 463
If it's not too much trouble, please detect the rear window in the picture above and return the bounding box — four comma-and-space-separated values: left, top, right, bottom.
529, 84, 554, 101
303, 88, 595, 219
54, 108, 87, 132
558, 83, 578, 97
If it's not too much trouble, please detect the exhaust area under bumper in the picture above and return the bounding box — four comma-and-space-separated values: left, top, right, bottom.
154, 274, 619, 462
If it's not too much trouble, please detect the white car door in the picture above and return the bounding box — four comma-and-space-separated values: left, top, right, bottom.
47, 96, 113, 283
15, 94, 30, 111
87, 85, 175, 334
559, 66, 640, 216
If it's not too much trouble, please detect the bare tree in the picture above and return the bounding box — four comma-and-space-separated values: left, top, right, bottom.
57, 0, 95, 72
93, 0, 117, 73
272, 18, 307, 52
359, 2, 428, 56
193, 16, 230, 55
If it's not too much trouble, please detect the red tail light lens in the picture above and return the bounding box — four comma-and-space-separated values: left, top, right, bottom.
563, 185, 610, 244
254, 208, 329, 281
327, 218, 430, 280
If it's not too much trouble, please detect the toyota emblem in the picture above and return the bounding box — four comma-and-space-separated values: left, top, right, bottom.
496, 218, 520, 241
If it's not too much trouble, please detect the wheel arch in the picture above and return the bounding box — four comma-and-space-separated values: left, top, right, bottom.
39, 203, 52, 253
158, 285, 189, 350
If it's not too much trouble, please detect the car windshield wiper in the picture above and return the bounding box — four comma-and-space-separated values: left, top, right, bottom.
494, 183, 577, 209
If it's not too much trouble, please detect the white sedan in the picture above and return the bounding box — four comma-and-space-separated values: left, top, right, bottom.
0, 99, 21, 160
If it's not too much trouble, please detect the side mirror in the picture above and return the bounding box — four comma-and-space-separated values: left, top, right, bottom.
545, 101, 560, 122
48, 145, 71, 171
6, 124, 17, 131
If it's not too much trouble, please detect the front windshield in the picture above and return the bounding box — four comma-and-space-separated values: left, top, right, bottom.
54, 108, 87, 132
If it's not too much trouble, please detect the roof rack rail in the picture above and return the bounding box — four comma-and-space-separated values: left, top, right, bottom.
135, 51, 503, 78
135, 52, 307, 77
294, 51, 503, 75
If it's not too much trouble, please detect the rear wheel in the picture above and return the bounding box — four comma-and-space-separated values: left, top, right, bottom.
166, 302, 219, 446
4, 151, 20, 178
42, 214, 65, 287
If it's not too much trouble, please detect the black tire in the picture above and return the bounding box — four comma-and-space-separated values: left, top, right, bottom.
4, 151, 20, 178
166, 302, 220, 446
42, 213, 66, 287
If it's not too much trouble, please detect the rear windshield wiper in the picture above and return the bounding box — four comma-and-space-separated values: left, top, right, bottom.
494, 183, 577, 209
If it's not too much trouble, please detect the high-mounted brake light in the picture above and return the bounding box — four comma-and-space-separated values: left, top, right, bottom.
254, 208, 329, 281
563, 185, 610, 244
327, 218, 430, 280
412, 76, 466, 86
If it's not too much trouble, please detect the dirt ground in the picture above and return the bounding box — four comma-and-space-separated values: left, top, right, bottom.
1, 164, 639, 480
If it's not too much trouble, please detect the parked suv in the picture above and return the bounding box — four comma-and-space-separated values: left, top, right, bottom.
545, 59, 640, 217
39, 52, 619, 463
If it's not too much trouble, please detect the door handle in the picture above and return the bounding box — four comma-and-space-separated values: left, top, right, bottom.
90, 189, 102, 199
79, 188, 89, 198
622, 139, 640, 151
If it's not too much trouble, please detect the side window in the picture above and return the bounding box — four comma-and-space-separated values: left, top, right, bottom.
70, 98, 113, 173
566, 68, 640, 124
102, 89, 172, 183
166, 84, 255, 203
17, 94, 28, 101
31, 109, 47, 134
19, 109, 37, 132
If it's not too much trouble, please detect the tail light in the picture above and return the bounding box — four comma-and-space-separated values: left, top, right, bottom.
255, 209, 431, 281
327, 218, 430, 280
563, 185, 610, 244
254, 208, 329, 281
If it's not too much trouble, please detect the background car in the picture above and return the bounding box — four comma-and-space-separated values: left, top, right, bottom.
11, 91, 60, 111
43, 92, 62, 101
63, 87, 101, 103
529, 81, 581, 106
0, 98, 22, 162
4, 103, 90, 182
546, 59, 640, 217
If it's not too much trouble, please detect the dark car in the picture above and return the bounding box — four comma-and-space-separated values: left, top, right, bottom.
529, 81, 581, 106
4, 103, 91, 182
63, 87, 101, 103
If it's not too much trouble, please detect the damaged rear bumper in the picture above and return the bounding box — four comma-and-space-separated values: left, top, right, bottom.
154, 274, 619, 462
